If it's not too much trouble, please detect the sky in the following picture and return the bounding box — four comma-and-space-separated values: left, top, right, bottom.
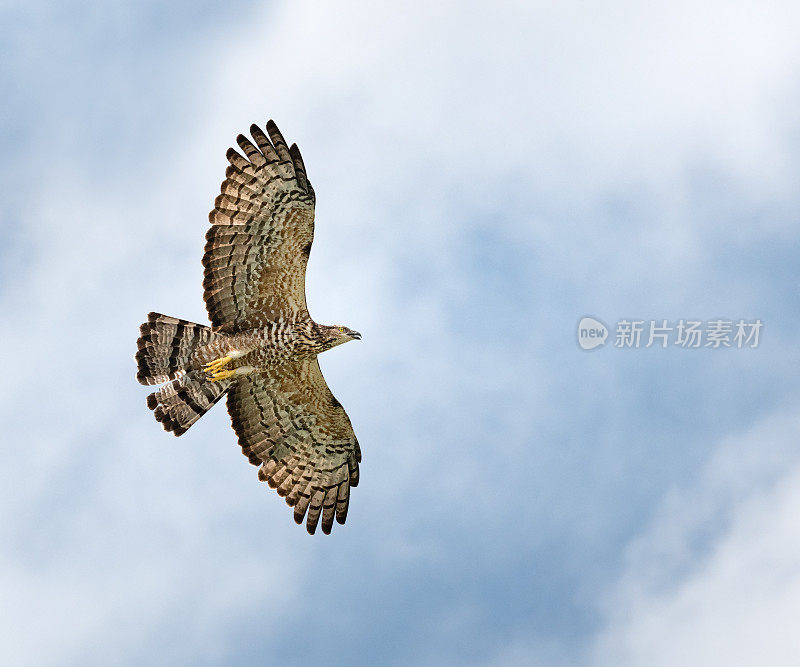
2, 1, 800, 664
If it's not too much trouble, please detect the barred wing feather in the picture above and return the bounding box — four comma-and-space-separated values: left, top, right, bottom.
227, 358, 361, 535
203, 120, 316, 332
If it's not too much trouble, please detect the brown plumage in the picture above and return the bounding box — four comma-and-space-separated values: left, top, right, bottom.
136, 120, 361, 535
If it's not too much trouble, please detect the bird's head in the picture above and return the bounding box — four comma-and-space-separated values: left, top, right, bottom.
323, 324, 362, 349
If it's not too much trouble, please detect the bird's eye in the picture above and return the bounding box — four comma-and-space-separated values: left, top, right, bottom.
338, 327, 345, 333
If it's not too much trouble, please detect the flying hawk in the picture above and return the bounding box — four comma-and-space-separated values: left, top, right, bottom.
135, 120, 361, 535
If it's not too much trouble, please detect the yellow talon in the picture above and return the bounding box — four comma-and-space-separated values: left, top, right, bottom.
207, 369, 237, 382
204, 356, 232, 372
204, 355, 235, 381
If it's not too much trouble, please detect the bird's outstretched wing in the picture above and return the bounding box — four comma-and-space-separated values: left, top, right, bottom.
203, 120, 316, 332
227, 358, 361, 534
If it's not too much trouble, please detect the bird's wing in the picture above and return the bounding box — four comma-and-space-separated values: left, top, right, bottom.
227, 358, 361, 534
203, 120, 316, 332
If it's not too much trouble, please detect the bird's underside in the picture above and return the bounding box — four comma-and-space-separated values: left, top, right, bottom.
135, 120, 361, 535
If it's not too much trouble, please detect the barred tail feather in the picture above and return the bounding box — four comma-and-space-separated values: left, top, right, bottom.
147, 370, 231, 436
136, 312, 215, 385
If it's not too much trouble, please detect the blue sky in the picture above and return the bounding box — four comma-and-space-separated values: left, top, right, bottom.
3, 1, 800, 665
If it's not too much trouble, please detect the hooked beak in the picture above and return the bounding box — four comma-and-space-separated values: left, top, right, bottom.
350, 330, 362, 340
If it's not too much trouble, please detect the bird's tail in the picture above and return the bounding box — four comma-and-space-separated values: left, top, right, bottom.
136, 312, 230, 436
136, 312, 214, 385
146, 370, 231, 436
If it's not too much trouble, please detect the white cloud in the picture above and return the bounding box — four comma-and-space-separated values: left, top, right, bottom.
590, 400, 800, 667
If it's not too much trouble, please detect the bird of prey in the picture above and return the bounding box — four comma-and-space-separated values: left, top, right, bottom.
135, 120, 362, 535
